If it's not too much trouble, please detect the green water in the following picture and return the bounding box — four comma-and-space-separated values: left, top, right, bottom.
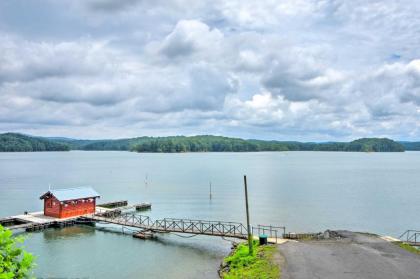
1, 151, 419, 278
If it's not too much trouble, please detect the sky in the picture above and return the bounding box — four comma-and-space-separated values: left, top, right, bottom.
0, 0, 419, 141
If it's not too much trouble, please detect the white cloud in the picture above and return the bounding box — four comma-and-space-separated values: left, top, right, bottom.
159, 20, 223, 59
0, 0, 419, 140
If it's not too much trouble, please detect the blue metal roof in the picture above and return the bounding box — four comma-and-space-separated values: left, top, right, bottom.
40, 187, 100, 201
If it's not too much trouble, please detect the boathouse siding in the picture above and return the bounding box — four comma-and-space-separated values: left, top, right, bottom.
44, 196, 61, 218
40, 187, 100, 219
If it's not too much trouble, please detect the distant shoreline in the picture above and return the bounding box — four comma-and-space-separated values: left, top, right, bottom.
1, 132, 418, 152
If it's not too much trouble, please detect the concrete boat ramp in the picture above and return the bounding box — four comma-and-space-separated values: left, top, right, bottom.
277, 230, 420, 279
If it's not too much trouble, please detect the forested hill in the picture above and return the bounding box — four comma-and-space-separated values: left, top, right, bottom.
0, 133, 70, 152
399, 141, 420, 151
131, 137, 406, 152
0, 133, 411, 152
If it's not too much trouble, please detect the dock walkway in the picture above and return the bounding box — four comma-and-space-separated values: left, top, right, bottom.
0, 211, 80, 231
83, 212, 249, 239
1, 201, 283, 242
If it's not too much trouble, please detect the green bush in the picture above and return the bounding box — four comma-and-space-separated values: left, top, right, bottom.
0, 225, 35, 279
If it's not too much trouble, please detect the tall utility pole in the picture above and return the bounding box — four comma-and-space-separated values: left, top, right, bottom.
244, 175, 253, 255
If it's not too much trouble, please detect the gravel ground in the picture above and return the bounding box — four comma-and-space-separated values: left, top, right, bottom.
277, 230, 420, 279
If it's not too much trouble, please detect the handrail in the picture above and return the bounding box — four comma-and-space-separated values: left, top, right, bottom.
399, 229, 420, 243
83, 212, 285, 240
87, 212, 248, 237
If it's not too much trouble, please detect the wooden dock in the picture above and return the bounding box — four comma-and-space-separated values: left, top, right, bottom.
1, 201, 153, 232
98, 200, 128, 208
96, 202, 151, 217
135, 202, 151, 211
133, 230, 155, 239
82, 212, 249, 239
0, 212, 80, 232
1, 201, 287, 243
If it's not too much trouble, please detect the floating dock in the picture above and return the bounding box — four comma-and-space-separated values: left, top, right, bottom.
0, 211, 80, 232
95, 200, 151, 217
0, 201, 152, 233
133, 230, 155, 239
98, 200, 128, 208
135, 202, 152, 211
1, 201, 287, 243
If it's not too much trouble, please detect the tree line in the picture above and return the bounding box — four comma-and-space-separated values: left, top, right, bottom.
129, 136, 405, 152
0, 133, 69, 152
0, 133, 410, 152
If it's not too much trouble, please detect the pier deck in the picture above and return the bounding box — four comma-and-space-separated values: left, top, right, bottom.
83, 212, 249, 239
1, 201, 284, 242
1, 209, 102, 231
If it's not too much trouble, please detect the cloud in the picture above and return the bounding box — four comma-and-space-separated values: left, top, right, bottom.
85, 0, 143, 12
0, 0, 419, 140
347, 60, 420, 120
159, 20, 223, 59
0, 30, 236, 113
261, 48, 345, 101
0, 36, 110, 83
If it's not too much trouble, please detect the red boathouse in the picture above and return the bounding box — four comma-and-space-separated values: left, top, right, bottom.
40, 187, 100, 218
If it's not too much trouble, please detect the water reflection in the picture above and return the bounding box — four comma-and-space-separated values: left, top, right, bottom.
42, 226, 95, 241
2, 151, 420, 278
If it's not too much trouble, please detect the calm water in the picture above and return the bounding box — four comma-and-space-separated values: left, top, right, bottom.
0, 151, 419, 278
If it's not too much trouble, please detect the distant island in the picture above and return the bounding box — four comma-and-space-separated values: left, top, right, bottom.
1, 132, 417, 152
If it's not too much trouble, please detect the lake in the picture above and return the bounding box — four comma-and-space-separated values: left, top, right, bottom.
0, 151, 419, 278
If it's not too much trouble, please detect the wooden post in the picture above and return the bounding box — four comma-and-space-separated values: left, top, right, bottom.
244, 175, 253, 255
209, 181, 212, 200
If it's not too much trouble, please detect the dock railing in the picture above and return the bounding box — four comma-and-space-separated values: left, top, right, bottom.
152, 218, 248, 238
252, 225, 286, 243
84, 212, 251, 239
85, 212, 291, 240
399, 230, 420, 245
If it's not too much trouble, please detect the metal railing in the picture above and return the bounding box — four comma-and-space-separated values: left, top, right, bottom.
399, 230, 420, 245
152, 218, 248, 238
87, 212, 152, 228
83, 212, 248, 238
252, 225, 286, 243
83, 212, 285, 240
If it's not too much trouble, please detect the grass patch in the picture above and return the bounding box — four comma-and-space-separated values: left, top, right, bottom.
221, 241, 280, 279
398, 242, 420, 255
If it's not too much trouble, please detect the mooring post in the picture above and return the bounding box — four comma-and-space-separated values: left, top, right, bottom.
244, 175, 253, 255
209, 181, 212, 200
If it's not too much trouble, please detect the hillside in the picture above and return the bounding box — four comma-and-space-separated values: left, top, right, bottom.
50, 135, 406, 152
0, 133, 409, 152
0, 133, 70, 152
129, 136, 405, 152
399, 141, 420, 151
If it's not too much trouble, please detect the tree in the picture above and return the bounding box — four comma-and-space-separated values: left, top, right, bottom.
0, 225, 35, 279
